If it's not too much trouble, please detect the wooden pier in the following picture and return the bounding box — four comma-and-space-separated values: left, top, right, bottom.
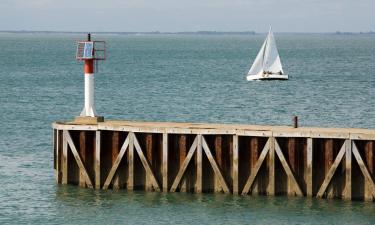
53, 120, 375, 201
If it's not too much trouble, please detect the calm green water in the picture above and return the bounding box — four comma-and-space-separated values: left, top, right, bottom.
0, 33, 375, 224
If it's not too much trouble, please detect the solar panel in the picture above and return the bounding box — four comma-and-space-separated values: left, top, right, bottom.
83, 42, 94, 59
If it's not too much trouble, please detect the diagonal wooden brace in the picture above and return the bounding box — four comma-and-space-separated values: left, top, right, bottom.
242, 138, 271, 195
202, 136, 230, 193
170, 136, 198, 192
64, 130, 93, 189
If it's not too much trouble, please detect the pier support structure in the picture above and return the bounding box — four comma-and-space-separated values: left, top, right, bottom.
53, 121, 375, 201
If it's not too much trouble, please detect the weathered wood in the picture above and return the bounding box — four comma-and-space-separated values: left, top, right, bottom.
133, 134, 160, 191
196, 134, 203, 193
275, 139, 303, 196
64, 130, 93, 188
95, 131, 101, 189
145, 134, 153, 191
162, 133, 168, 192
364, 141, 374, 201
170, 136, 198, 192
267, 137, 275, 196
79, 131, 86, 187
127, 132, 134, 190
111, 132, 120, 189
352, 142, 375, 198
62, 130, 68, 185
179, 135, 187, 192
287, 138, 296, 195
317, 142, 346, 198
232, 135, 239, 194
250, 137, 259, 194
306, 138, 313, 197
102, 134, 130, 190
214, 136, 223, 192
343, 140, 352, 200
324, 139, 335, 198
202, 136, 230, 193
242, 138, 270, 195
55, 130, 62, 183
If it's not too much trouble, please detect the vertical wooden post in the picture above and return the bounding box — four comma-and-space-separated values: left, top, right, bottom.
196, 134, 203, 193
111, 132, 120, 189
95, 131, 101, 189
306, 138, 313, 197
79, 131, 86, 187
55, 130, 62, 183
325, 139, 334, 198
162, 133, 168, 192
288, 138, 296, 195
232, 134, 239, 195
267, 137, 275, 196
364, 141, 374, 201
179, 134, 187, 192
127, 132, 134, 190
343, 139, 352, 200
62, 131, 68, 185
250, 137, 259, 194
145, 134, 153, 191
214, 135, 223, 192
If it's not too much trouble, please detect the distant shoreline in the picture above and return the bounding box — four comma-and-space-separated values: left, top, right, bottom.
0, 30, 374, 35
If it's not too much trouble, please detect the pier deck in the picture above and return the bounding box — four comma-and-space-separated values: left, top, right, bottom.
53, 120, 375, 201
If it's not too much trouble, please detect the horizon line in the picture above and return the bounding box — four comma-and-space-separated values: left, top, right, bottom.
0, 30, 374, 35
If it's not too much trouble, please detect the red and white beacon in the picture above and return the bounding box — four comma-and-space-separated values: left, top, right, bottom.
76, 34, 106, 122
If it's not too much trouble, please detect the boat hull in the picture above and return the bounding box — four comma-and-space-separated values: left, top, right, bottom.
246, 74, 288, 81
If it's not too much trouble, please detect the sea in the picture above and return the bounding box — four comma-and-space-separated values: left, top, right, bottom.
0, 33, 375, 224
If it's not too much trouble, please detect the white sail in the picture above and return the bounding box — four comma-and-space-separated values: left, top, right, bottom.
263, 28, 283, 74
247, 27, 284, 76
247, 38, 267, 75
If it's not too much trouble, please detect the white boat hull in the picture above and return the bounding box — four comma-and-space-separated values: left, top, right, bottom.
246, 74, 288, 81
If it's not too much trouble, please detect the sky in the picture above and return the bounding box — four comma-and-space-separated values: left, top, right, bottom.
0, 0, 374, 33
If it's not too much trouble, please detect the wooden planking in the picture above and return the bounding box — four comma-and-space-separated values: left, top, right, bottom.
202, 136, 230, 193
214, 136, 223, 192
111, 132, 121, 189
178, 135, 188, 192
79, 131, 87, 187
275, 139, 303, 196
64, 130, 93, 188
232, 135, 239, 194
364, 141, 374, 200
317, 142, 346, 198
343, 140, 352, 200
95, 131, 101, 189
196, 134, 203, 193
306, 138, 313, 197
102, 134, 130, 190
127, 132, 134, 190
55, 130, 62, 183
267, 137, 275, 196
170, 136, 198, 192
162, 133, 168, 192
62, 130, 68, 184
145, 134, 153, 191
352, 142, 375, 199
250, 137, 259, 194
53, 120, 375, 200
242, 138, 270, 195
133, 134, 160, 191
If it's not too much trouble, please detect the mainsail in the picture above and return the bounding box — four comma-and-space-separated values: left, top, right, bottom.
248, 27, 283, 76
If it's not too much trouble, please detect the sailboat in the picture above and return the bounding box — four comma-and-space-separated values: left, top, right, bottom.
246, 27, 288, 81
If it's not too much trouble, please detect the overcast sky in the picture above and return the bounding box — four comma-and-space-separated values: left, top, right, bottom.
0, 0, 374, 32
